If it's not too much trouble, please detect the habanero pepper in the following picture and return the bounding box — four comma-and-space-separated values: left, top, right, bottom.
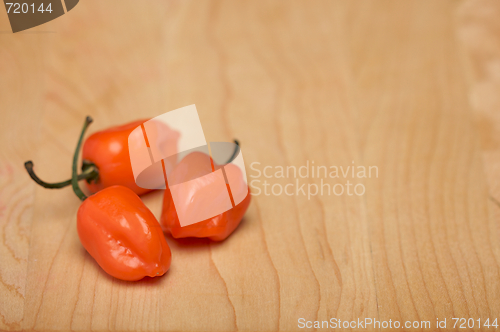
81, 119, 152, 195
161, 150, 251, 241
25, 118, 179, 196
28, 116, 172, 281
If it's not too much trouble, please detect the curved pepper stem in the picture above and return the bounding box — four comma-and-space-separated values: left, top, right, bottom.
225, 139, 240, 164
72, 116, 93, 201
24, 161, 99, 189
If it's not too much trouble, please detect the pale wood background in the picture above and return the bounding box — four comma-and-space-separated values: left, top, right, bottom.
1, 0, 500, 331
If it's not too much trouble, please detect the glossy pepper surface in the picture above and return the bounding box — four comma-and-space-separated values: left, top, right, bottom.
82, 119, 151, 196
161, 151, 251, 241
77, 185, 171, 281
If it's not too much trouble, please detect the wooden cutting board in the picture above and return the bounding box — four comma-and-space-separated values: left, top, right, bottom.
1, 0, 500, 331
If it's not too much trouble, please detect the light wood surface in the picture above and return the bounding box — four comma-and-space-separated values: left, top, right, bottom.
1, 0, 500, 331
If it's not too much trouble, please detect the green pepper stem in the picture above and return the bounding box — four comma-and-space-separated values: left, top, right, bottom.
72, 116, 93, 201
225, 139, 240, 164
25, 160, 98, 189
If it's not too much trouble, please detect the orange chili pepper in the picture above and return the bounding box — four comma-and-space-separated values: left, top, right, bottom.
160, 151, 251, 241
28, 117, 172, 281
25, 119, 154, 196
81, 119, 152, 195
77, 185, 171, 281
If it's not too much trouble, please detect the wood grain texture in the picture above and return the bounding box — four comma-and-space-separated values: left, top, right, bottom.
457, 0, 500, 208
0, 29, 45, 329
0, 0, 499, 331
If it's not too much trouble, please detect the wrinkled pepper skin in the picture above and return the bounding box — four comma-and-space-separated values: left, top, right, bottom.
162, 187, 251, 241
77, 185, 171, 281
82, 119, 151, 196
160, 152, 251, 241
